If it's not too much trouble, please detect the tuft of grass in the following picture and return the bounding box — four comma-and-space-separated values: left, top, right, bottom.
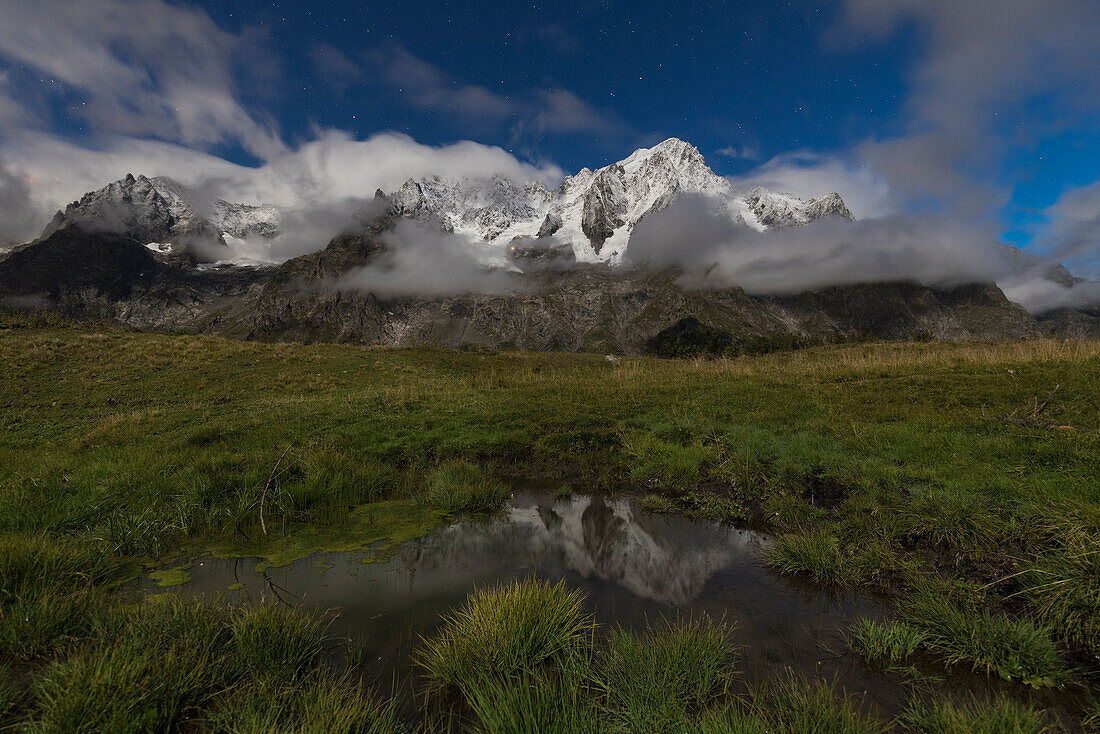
900, 583, 1063, 687
1016, 521, 1100, 654
600, 616, 737, 732
462, 666, 601, 734
640, 494, 676, 513
899, 486, 997, 549
698, 675, 887, 734
900, 695, 1051, 733
417, 579, 595, 694
765, 492, 826, 528
424, 461, 511, 513
0, 533, 123, 660
846, 619, 928, 664
765, 529, 848, 586
202, 673, 406, 734
231, 604, 324, 682
621, 431, 716, 490
679, 490, 747, 522
29, 598, 233, 733
1082, 695, 1100, 731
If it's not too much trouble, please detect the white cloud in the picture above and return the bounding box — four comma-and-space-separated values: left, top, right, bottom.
833, 0, 1100, 214
1035, 179, 1100, 280
626, 194, 1009, 296
715, 146, 759, 161
0, 0, 285, 159
337, 219, 518, 297
366, 44, 618, 139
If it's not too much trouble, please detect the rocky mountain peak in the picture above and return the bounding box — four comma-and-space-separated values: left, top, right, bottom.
42, 173, 281, 259
742, 187, 854, 229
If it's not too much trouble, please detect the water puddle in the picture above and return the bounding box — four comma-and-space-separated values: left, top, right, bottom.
147, 493, 904, 696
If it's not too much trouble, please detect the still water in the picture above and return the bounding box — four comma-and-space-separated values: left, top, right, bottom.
148, 492, 907, 707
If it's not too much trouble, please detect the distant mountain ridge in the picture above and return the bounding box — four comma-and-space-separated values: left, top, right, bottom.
377, 137, 853, 262
40, 138, 852, 266
3, 138, 1097, 348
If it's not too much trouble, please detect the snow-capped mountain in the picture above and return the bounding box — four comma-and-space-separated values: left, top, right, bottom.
379, 137, 854, 263
42, 138, 850, 266
43, 174, 280, 257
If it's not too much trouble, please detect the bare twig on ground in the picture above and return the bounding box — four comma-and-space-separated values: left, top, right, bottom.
980, 384, 1098, 433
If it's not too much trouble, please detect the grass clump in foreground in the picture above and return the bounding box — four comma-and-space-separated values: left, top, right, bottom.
1014, 517, 1100, 656
416, 579, 904, 733
697, 676, 889, 734
900, 694, 1053, 734
0, 533, 124, 661
846, 619, 928, 664
22, 597, 403, 733
418, 578, 594, 693
897, 582, 1064, 688
601, 617, 737, 732
424, 460, 511, 513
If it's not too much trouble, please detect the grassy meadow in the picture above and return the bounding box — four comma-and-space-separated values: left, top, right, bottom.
0, 312, 1098, 730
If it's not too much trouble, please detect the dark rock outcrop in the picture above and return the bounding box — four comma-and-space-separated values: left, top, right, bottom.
581, 166, 628, 253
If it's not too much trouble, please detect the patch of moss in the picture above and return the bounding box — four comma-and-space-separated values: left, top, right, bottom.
204, 500, 445, 572
149, 565, 191, 587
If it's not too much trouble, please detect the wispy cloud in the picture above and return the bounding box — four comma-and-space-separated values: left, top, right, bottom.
832, 0, 1100, 219
365, 43, 619, 139
369, 44, 515, 121
309, 45, 364, 91
715, 146, 759, 161
0, 0, 285, 160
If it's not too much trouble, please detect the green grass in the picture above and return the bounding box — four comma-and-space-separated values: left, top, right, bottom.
1013, 514, 1100, 654
1, 319, 1098, 726
424, 460, 511, 513
202, 674, 406, 734
600, 616, 737, 732
29, 599, 234, 733
765, 528, 849, 585
460, 666, 601, 734
417, 579, 595, 695
0, 533, 125, 660
899, 695, 1052, 733
231, 604, 324, 682
846, 619, 928, 664
697, 676, 889, 734
640, 493, 677, 513
899, 582, 1064, 687
19, 597, 375, 733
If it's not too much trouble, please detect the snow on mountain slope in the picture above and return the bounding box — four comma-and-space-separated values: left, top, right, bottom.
44, 174, 280, 257
380, 138, 854, 264
47, 138, 850, 266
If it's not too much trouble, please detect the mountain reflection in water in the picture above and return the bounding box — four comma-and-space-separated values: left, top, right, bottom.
151, 492, 883, 687
472, 494, 754, 605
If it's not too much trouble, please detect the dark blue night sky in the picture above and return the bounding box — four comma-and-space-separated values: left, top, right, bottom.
1, 0, 1099, 265
193, 0, 914, 174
